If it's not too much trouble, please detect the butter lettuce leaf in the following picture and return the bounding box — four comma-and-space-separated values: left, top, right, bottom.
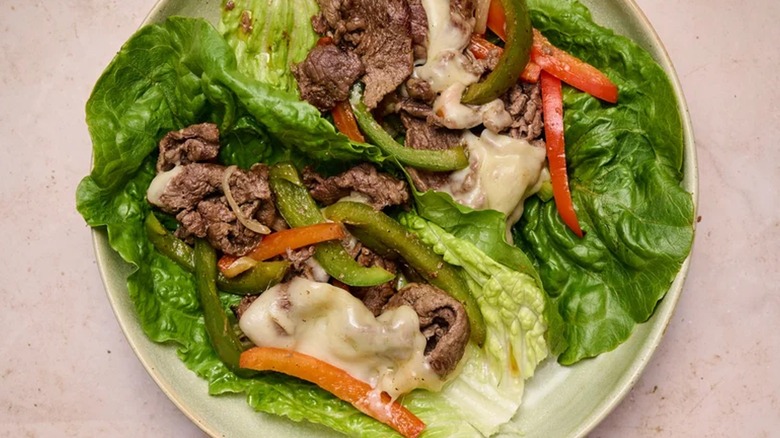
400, 213, 550, 436
517, 0, 695, 364
413, 189, 567, 357
219, 0, 319, 95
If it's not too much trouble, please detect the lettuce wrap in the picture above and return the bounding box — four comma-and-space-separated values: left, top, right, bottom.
76, 0, 694, 436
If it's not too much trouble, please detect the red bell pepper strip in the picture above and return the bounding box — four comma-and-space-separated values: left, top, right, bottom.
486, 1, 618, 102
531, 29, 618, 103
468, 34, 541, 83
332, 100, 366, 142
218, 222, 347, 277
540, 71, 584, 238
486, 0, 508, 40
239, 347, 426, 438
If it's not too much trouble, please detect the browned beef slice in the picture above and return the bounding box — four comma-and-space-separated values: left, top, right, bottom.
157, 163, 225, 213
404, 77, 436, 104
407, 0, 428, 60
385, 283, 470, 377
293, 43, 365, 111
399, 114, 465, 192
401, 113, 464, 151
156, 123, 220, 172
281, 245, 331, 282
196, 197, 267, 256
302, 163, 410, 210
355, 0, 414, 109
502, 82, 544, 141
407, 169, 450, 192
156, 163, 283, 256
351, 247, 399, 316
311, 0, 414, 109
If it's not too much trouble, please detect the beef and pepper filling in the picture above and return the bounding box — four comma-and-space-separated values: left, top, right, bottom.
147, 122, 470, 381
294, 0, 548, 237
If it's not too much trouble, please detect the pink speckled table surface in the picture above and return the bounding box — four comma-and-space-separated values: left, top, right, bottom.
0, 0, 778, 436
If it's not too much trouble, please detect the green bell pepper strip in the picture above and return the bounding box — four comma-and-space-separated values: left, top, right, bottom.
349, 86, 469, 172
322, 201, 487, 346
462, 0, 532, 105
268, 163, 395, 287
194, 239, 247, 373
144, 213, 289, 295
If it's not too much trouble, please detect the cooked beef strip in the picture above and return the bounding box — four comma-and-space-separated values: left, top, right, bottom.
351, 0, 414, 109
310, 0, 414, 109
502, 82, 544, 141
302, 163, 410, 210
281, 245, 333, 283
292, 43, 365, 111
385, 282, 470, 377
404, 77, 436, 104
401, 113, 464, 151
398, 113, 466, 193
407, 0, 428, 60
351, 246, 400, 316
155, 163, 224, 213
154, 161, 284, 256
156, 123, 220, 172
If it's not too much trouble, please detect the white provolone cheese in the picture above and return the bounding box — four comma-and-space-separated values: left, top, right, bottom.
415, 0, 479, 92
239, 277, 444, 399
432, 83, 513, 132
441, 131, 547, 233
146, 165, 183, 207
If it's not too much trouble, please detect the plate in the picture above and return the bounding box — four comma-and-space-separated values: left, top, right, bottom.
94, 1, 697, 436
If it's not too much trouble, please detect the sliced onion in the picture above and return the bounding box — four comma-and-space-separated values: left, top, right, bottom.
222, 256, 258, 278
222, 165, 272, 235
474, 0, 491, 34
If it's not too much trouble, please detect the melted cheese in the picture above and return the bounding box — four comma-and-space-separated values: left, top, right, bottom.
146, 165, 183, 207
432, 83, 513, 132
442, 130, 547, 232
415, 0, 479, 92
239, 277, 444, 399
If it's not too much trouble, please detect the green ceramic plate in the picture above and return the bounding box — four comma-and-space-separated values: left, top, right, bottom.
94, 1, 697, 436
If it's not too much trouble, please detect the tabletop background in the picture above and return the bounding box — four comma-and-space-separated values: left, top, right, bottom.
1, 0, 778, 436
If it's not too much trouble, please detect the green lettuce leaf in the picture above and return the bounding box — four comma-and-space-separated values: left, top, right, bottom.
400, 214, 550, 436
413, 189, 567, 357
219, 0, 320, 95
518, 0, 695, 364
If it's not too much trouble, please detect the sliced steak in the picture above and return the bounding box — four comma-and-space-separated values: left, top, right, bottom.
404, 77, 436, 104
399, 114, 465, 193
385, 283, 470, 377
401, 113, 464, 151
281, 245, 332, 283
154, 163, 224, 213
292, 43, 365, 111
407, 0, 428, 60
351, 247, 400, 316
151, 162, 284, 256
311, 0, 414, 110
156, 123, 220, 172
302, 163, 410, 210
502, 82, 544, 141
353, 0, 414, 109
